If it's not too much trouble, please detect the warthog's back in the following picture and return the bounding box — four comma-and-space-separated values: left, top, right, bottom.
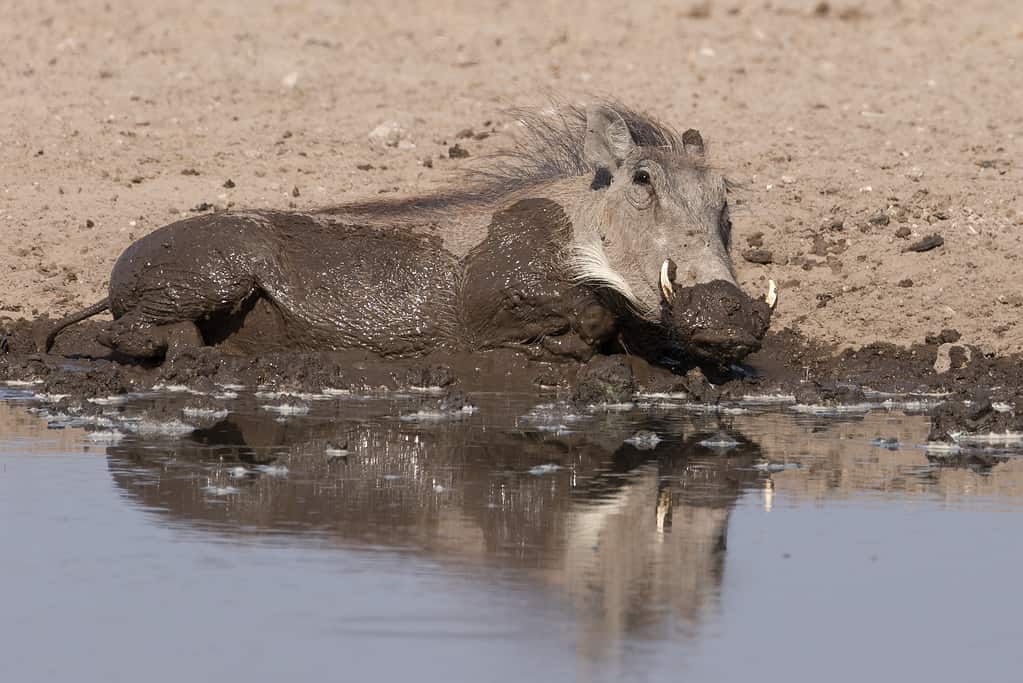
259, 212, 461, 355
109, 211, 461, 357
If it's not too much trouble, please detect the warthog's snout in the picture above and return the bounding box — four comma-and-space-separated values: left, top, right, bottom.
661, 278, 777, 364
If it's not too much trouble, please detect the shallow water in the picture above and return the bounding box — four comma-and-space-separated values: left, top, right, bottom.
2, 387, 1022, 683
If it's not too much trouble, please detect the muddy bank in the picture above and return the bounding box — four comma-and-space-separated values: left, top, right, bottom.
2, 317, 1022, 443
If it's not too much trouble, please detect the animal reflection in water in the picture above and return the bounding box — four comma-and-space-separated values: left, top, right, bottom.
106, 408, 765, 652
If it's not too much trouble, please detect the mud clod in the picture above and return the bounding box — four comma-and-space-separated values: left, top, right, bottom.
664, 280, 772, 364
681, 366, 719, 403
403, 365, 456, 389
793, 381, 865, 406
925, 328, 961, 345
928, 390, 1023, 442
573, 355, 636, 405
741, 248, 773, 265
906, 234, 944, 252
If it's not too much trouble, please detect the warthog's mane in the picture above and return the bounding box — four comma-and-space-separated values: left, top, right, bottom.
317, 100, 693, 219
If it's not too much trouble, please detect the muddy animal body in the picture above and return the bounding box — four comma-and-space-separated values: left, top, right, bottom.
43, 101, 776, 365
91, 199, 610, 360
103, 211, 461, 357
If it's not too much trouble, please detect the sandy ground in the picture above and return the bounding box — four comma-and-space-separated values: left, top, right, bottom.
1, 0, 1021, 353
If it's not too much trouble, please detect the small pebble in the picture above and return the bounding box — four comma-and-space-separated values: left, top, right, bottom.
368, 121, 407, 148
906, 234, 943, 252
742, 248, 773, 264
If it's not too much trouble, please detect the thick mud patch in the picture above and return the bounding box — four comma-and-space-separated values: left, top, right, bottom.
2, 317, 1022, 445
663, 280, 773, 363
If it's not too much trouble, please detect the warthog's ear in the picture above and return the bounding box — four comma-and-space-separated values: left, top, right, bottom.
583, 105, 634, 169
682, 128, 705, 156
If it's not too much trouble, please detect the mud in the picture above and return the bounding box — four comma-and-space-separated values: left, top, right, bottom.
661, 280, 773, 364
4, 311, 1023, 444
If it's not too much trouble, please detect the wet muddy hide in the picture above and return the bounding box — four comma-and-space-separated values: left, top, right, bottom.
660, 280, 773, 365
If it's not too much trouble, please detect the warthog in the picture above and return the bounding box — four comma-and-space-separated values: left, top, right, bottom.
42, 101, 776, 365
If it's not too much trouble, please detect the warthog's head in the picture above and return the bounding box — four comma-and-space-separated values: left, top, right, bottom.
568, 104, 775, 363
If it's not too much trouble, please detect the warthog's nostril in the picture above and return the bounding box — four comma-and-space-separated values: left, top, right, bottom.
659, 258, 678, 303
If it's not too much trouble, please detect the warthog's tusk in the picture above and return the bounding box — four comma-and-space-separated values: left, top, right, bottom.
765, 279, 778, 308
659, 259, 675, 303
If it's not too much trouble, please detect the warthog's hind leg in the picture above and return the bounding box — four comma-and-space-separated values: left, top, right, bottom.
96, 312, 203, 360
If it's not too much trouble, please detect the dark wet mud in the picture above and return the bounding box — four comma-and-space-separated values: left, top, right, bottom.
3, 314, 1022, 445
662, 279, 773, 363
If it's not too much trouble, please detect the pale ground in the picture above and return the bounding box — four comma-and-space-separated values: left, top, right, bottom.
1, 0, 1021, 352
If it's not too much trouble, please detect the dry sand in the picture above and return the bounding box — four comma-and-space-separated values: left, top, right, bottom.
2, 0, 1021, 353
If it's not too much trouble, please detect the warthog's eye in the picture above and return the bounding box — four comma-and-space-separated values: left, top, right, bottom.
632, 169, 651, 186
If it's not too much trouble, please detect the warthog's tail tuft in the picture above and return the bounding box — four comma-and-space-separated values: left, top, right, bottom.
37, 298, 111, 353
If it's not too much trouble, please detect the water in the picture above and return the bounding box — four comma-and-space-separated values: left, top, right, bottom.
2, 387, 1022, 683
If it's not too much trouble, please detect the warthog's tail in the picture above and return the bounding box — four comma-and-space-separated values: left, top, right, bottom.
37, 298, 111, 353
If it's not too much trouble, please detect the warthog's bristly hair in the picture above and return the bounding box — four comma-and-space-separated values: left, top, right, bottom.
319, 100, 691, 217
566, 242, 652, 317
461, 99, 691, 201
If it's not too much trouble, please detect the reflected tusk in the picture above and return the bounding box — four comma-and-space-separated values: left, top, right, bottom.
656, 489, 671, 533
659, 259, 675, 303
765, 279, 777, 309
